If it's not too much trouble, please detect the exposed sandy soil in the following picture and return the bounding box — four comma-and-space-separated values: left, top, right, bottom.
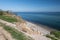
0, 32, 6, 40
0, 19, 52, 40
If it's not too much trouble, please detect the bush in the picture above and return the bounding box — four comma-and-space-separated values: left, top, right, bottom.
0, 11, 3, 15
50, 31, 60, 38
46, 34, 58, 40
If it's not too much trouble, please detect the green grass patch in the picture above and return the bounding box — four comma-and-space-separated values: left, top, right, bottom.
46, 30, 60, 40
50, 31, 60, 38
0, 15, 17, 23
46, 34, 58, 40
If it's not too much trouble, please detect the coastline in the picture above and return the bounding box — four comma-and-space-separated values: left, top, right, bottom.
25, 21, 53, 40
26, 21, 56, 35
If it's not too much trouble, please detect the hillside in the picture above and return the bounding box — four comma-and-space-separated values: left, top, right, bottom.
0, 10, 33, 40
0, 10, 60, 40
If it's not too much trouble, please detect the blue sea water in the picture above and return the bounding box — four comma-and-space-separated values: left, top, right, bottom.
15, 12, 60, 30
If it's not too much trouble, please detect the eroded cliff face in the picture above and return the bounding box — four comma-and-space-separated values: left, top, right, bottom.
15, 20, 41, 35
14, 14, 41, 36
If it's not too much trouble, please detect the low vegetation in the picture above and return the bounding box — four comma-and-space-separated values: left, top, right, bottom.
0, 10, 25, 23
46, 34, 58, 40
50, 31, 60, 39
46, 31, 60, 40
0, 10, 18, 23
0, 15, 17, 23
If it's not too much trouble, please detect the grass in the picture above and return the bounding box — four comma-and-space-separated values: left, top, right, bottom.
50, 31, 60, 39
46, 34, 58, 40
0, 15, 17, 23
46, 31, 60, 40
0, 23, 33, 40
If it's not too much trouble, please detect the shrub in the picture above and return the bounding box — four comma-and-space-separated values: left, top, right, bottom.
50, 31, 60, 38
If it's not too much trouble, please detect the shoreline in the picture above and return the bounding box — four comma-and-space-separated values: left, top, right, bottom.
25, 21, 53, 40
26, 21, 56, 35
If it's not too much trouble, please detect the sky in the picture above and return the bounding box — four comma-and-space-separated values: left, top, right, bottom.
0, 0, 60, 12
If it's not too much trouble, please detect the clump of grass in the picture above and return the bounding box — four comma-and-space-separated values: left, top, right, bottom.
46, 34, 58, 40
50, 31, 60, 38
46, 30, 60, 40
0, 23, 33, 40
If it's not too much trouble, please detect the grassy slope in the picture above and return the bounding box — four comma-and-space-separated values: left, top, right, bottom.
46, 31, 60, 40
0, 15, 17, 23
0, 23, 33, 40
0, 12, 33, 40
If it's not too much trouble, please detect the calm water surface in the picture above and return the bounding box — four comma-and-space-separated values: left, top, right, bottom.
15, 12, 60, 30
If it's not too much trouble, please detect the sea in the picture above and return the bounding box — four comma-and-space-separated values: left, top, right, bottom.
14, 12, 60, 30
